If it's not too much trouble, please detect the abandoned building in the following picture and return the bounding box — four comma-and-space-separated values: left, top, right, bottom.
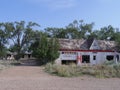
21, 51, 35, 60
56, 38, 120, 65
5, 38, 120, 65
6, 51, 34, 60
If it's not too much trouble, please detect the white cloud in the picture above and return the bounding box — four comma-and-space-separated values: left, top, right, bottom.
27, 0, 77, 9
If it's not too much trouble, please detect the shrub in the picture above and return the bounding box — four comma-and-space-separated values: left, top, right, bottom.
0, 60, 12, 70
103, 60, 115, 66
45, 63, 120, 78
45, 63, 79, 77
0, 60, 21, 71
30, 34, 60, 65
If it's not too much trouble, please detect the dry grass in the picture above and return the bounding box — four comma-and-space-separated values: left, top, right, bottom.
45, 62, 120, 78
0, 60, 20, 71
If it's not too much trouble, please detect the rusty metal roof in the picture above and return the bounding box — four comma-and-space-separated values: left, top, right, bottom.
58, 39, 116, 50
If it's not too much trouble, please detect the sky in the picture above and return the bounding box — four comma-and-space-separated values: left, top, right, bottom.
0, 0, 120, 30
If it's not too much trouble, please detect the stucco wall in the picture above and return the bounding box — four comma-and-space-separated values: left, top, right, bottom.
58, 51, 116, 65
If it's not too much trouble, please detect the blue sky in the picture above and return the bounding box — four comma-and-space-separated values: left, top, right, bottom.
0, 0, 120, 30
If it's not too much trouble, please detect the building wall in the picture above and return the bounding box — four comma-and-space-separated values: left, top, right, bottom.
90, 52, 114, 64
21, 54, 36, 60
58, 51, 116, 65
60, 51, 77, 60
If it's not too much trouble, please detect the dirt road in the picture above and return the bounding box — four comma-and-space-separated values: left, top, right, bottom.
0, 66, 120, 90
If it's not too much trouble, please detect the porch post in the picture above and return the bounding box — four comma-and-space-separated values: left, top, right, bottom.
77, 52, 82, 65
114, 51, 118, 64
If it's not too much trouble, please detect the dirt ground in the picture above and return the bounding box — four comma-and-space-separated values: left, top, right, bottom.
0, 65, 120, 90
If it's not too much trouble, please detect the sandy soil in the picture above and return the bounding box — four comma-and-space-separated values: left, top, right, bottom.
0, 66, 120, 90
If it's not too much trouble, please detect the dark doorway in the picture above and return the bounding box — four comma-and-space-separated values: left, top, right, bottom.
82, 55, 90, 63
62, 60, 76, 65
7, 54, 11, 57
28, 54, 31, 58
22, 55, 24, 58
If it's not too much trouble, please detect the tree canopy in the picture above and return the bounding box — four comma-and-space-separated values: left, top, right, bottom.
1, 21, 40, 59
30, 31, 59, 64
0, 20, 120, 62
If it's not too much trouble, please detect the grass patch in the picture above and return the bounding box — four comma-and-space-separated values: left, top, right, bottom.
45, 62, 120, 78
45, 63, 79, 77
0, 60, 21, 71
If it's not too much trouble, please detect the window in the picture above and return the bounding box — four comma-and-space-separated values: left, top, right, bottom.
93, 55, 96, 60
82, 55, 90, 63
106, 55, 114, 61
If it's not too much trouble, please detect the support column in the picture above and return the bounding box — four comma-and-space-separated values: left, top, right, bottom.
77, 52, 82, 65
114, 51, 118, 64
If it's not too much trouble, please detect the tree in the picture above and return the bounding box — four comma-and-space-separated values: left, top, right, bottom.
45, 27, 68, 38
30, 31, 59, 64
45, 20, 94, 39
114, 29, 120, 51
98, 25, 116, 40
0, 23, 8, 58
4, 21, 40, 60
66, 20, 94, 39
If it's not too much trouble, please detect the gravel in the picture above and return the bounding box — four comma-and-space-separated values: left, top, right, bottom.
0, 66, 120, 90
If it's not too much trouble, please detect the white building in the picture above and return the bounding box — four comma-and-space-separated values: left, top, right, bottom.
56, 38, 119, 65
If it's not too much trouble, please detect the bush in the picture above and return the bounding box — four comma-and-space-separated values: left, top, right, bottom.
30, 34, 60, 65
45, 63, 79, 77
0, 60, 12, 70
0, 60, 21, 71
103, 60, 115, 66
45, 63, 120, 78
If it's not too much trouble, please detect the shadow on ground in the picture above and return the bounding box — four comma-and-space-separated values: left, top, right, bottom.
17, 59, 41, 66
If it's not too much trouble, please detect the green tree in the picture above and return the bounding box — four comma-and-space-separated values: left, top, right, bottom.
0, 23, 8, 58
98, 25, 116, 40
66, 20, 94, 39
4, 21, 40, 60
45, 20, 94, 39
30, 32, 59, 64
114, 29, 120, 51
45, 27, 68, 38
